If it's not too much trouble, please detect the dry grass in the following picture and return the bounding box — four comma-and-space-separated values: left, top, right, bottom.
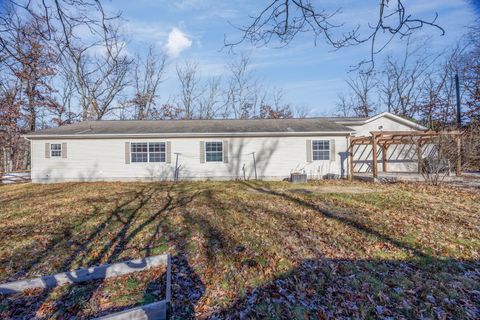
0, 180, 479, 319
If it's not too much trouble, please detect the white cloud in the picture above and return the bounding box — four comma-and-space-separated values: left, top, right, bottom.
165, 27, 192, 58
173, 0, 204, 11
124, 21, 167, 45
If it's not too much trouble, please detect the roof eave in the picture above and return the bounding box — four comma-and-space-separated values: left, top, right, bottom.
24, 131, 352, 139
334, 112, 427, 130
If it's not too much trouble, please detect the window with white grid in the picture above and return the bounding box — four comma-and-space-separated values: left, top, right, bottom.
205, 142, 223, 162
131, 142, 165, 163
312, 140, 329, 160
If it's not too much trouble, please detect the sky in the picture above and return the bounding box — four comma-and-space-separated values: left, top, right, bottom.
3, 0, 479, 116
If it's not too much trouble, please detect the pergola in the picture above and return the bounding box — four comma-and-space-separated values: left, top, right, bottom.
348, 130, 463, 179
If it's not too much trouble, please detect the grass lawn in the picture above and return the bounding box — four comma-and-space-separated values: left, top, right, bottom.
0, 180, 479, 319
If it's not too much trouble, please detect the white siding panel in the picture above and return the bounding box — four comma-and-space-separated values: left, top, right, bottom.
30, 135, 349, 183
347, 116, 417, 136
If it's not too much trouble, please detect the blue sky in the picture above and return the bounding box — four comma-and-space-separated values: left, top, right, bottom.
4, 0, 479, 116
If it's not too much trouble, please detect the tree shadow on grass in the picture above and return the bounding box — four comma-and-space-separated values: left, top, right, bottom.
5, 185, 154, 281
2, 182, 206, 319
240, 181, 430, 258
207, 181, 479, 319
211, 257, 479, 319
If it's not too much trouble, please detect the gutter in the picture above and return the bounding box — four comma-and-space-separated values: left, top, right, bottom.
23, 131, 353, 139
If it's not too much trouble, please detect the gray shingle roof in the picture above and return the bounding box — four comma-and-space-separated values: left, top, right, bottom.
322, 116, 370, 121
26, 118, 353, 137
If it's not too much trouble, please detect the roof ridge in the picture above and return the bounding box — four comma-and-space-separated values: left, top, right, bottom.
86, 117, 365, 122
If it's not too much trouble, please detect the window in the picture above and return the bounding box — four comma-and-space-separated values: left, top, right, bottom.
205, 141, 223, 162
312, 140, 330, 160
149, 142, 166, 162
131, 142, 166, 163
51, 143, 62, 157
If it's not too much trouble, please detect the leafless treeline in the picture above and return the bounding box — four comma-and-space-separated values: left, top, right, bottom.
337, 34, 480, 129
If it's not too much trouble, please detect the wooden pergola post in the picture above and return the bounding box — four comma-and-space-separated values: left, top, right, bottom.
348, 136, 354, 181
456, 135, 462, 176
381, 144, 388, 172
416, 140, 423, 174
372, 133, 378, 178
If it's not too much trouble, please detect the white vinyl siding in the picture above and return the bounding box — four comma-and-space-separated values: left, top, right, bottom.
131, 142, 166, 163
30, 136, 348, 182
312, 140, 329, 161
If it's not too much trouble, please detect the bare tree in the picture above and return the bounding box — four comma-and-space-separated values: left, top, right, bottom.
257, 87, 293, 119
335, 94, 354, 117
293, 105, 309, 118
225, 54, 259, 119
227, 0, 444, 69
64, 26, 132, 120
345, 71, 377, 117
0, 13, 60, 131
198, 76, 223, 119
460, 23, 480, 119
176, 60, 200, 119
462, 120, 480, 170
419, 58, 457, 128
382, 38, 440, 118
337, 37, 463, 124
129, 47, 166, 120
0, 0, 121, 59
54, 69, 77, 124
0, 85, 23, 171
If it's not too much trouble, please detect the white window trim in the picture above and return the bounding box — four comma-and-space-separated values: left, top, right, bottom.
311, 140, 330, 161
51, 143, 62, 158
130, 142, 166, 163
205, 141, 224, 163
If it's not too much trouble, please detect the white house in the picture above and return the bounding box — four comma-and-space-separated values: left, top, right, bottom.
24, 112, 426, 183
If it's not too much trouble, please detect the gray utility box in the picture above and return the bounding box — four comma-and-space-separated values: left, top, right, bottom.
291, 173, 307, 183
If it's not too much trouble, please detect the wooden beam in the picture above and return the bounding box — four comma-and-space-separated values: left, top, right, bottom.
351, 136, 372, 145
370, 130, 462, 137
372, 134, 378, 178
456, 135, 462, 176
